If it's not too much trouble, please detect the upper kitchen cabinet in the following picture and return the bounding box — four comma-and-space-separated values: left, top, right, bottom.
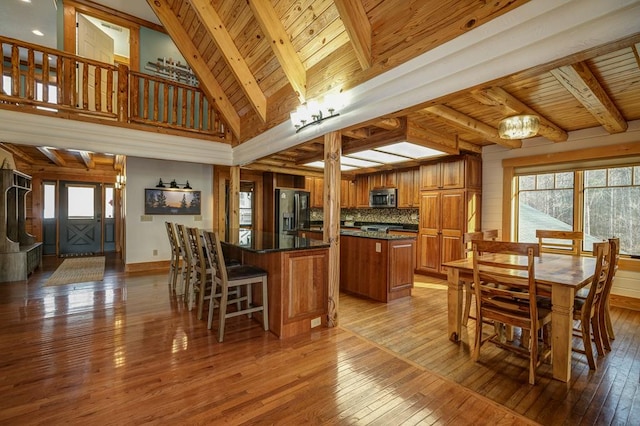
397, 167, 420, 208
305, 177, 324, 208
369, 171, 397, 189
341, 179, 357, 209
356, 175, 370, 208
420, 155, 481, 191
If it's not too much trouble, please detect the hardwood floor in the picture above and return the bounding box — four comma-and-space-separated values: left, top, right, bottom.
0, 255, 637, 424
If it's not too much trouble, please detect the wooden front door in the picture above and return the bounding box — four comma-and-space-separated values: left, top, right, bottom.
59, 182, 102, 255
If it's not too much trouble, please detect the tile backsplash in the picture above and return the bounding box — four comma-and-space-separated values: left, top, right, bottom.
310, 208, 419, 224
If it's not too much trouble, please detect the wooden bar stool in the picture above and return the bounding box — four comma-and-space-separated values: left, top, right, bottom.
207, 232, 269, 342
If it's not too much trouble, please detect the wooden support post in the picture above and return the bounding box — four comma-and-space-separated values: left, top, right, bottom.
229, 166, 240, 243
323, 131, 341, 327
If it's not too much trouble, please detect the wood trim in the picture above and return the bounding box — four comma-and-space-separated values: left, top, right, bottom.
502, 142, 640, 168
501, 166, 514, 241
610, 293, 640, 311
66, 0, 163, 33
125, 260, 169, 273
619, 258, 640, 273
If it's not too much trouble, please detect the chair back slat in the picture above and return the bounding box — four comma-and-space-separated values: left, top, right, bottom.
536, 229, 583, 255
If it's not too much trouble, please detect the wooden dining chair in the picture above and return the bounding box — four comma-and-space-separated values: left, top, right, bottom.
175, 223, 196, 300
164, 221, 181, 293
187, 227, 214, 319
536, 229, 584, 255
207, 232, 269, 342
600, 237, 620, 350
472, 240, 551, 385
572, 240, 611, 370
461, 229, 499, 326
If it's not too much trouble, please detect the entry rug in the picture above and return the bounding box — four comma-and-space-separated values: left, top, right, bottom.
45, 256, 105, 286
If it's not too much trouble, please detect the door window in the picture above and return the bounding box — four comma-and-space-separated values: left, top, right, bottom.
67, 185, 95, 219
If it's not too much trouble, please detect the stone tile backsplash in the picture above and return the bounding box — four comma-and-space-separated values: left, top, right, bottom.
310, 208, 419, 225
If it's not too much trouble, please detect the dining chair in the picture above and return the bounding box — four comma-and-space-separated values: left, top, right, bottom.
472, 240, 551, 385
207, 232, 269, 342
164, 221, 181, 293
461, 229, 499, 326
536, 229, 584, 255
600, 237, 620, 350
571, 240, 611, 369
187, 227, 214, 319
176, 223, 196, 300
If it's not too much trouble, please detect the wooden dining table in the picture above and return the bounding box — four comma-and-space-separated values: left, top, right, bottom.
443, 252, 597, 383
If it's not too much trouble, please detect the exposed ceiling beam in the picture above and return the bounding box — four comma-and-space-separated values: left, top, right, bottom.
146, 0, 241, 137
0, 143, 35, 164
342, 128, 370, 139
78, 151, 95, 169
406, 120, 459, 155
371, 118, 401, 130
333, 0, 372, 70
550, 62, 628, 134
470, 86, 568, 142
243, 163, 324, 178
423, 105, 522, 149
248, 0, 306, 102
188, 0, 267, 122
37, 147, 67, 167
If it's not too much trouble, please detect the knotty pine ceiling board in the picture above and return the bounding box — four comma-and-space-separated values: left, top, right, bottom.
306, 42, 360, 98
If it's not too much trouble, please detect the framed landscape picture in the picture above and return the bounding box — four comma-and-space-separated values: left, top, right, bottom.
145, 188, 201, 215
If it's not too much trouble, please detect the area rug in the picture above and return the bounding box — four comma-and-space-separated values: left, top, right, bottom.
45, 256, 105, 286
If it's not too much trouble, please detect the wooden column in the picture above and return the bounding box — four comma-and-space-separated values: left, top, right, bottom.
323, 131, 341, 327
229, 166, 240, 242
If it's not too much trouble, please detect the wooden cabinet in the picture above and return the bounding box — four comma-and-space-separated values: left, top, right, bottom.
397, 167, 420, 208
355, 174, 370, 207
416, 155, 482, 276
369, 171, 396, 189
419, 155, 481, 190
340, 179, 356, 208
305, 177, 324, 208
417, 189, 481, 275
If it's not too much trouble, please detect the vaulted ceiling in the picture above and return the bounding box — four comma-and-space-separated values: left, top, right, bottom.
142, 0, 640, 176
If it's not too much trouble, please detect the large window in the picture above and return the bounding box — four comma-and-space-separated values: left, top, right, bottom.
515, 165, 640, 256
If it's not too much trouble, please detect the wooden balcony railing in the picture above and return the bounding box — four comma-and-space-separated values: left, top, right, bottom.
0, 35, 227, 138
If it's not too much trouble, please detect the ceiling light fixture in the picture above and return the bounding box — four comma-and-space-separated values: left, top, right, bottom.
498, 114, 540, 139
290, 93, 344, 133
32, 29, 44, 37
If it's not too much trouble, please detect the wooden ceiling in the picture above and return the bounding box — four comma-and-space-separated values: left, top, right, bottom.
4, 1, 640, 175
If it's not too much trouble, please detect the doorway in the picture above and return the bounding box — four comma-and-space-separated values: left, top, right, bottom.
58, 182, 102, 256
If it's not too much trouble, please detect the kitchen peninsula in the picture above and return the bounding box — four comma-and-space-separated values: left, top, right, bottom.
221, 230, 330, 339
300, 229, 416, 302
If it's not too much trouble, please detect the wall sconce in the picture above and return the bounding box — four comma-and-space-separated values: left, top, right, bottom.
156, 178, 193, 189
498, 114, 540, 139
290, 93, 344, 133
115, 173, 125, 189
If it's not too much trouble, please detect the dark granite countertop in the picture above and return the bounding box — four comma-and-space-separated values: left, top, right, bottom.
221, 229, 330, 253
301, 228, 416, 241
311, 221, 418, 232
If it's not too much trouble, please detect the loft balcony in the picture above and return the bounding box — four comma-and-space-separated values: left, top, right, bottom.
0, 35, 231, 143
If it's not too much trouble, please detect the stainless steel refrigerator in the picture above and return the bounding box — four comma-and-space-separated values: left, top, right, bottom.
274, 189, 310, 237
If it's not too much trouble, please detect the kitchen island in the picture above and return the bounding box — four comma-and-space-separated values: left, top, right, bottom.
221, 230, 330, 339
300, 229, 416, 302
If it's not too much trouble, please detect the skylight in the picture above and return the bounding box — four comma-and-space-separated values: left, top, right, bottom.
303, 141, 446, 171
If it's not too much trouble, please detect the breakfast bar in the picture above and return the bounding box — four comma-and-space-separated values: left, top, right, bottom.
221, 230, 330, 339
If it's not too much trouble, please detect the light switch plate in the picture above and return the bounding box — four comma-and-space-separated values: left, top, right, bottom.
375, 242, 381, 252
140, 215, 153, 222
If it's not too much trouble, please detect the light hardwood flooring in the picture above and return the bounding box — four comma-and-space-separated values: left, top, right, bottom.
0, 255, 637, 424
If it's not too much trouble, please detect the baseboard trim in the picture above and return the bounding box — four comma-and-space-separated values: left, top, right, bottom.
125, 260, 169, 274
610, 294, 640, 311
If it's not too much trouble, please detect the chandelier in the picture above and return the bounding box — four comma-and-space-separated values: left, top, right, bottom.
498, 114, 540, 139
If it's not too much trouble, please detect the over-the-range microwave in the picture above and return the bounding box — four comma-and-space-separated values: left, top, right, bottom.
369, 188, 397, 208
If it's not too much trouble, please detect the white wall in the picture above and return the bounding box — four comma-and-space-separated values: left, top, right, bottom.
124, 157, 213, 265
482, 120, 640, 299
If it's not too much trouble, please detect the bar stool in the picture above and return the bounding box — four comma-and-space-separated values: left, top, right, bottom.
207, 232, 269, 342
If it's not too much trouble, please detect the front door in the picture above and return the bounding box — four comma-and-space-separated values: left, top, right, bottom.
59, 182, 102, 255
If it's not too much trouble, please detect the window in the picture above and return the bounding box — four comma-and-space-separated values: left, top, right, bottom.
515, 165, 640, 256
105, 186, 114, 219
43, 182, 56, 219
67, 185, 95, 219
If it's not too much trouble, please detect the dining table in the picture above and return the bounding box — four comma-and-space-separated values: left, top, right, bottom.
443, 252, 597, 383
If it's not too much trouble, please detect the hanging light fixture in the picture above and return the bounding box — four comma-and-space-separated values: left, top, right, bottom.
290, 93, 344, 133
498, 114, 540, 139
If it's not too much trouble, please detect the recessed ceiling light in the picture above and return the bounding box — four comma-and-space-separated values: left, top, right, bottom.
347, 150, 408, 164
375, 142, 445, 159
32, 30, 44, 37
21, 0, 32, 3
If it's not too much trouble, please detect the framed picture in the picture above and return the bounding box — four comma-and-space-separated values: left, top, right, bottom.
144, 188, 201, 215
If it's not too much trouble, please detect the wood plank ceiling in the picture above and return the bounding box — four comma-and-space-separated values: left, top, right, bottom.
6, 1, 640, 174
